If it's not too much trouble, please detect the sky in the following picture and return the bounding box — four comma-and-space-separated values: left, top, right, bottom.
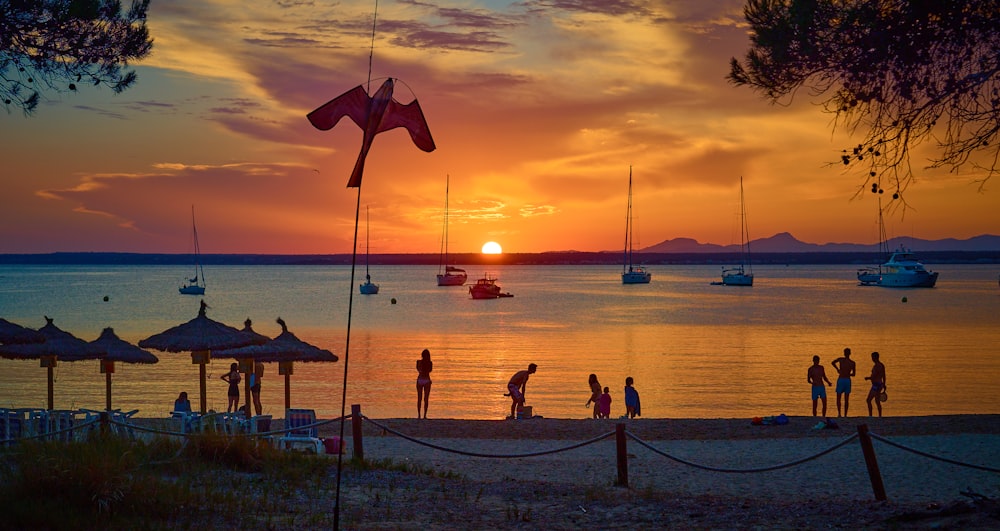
1, 0, 997, 255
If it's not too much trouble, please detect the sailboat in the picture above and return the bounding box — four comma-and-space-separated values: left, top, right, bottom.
178, 206, 206, 295
621, 166, 651, 284
716, 177, 753, 286
359, 206, 380, 295
856, 197, 938, 287
436, 175, 467, 286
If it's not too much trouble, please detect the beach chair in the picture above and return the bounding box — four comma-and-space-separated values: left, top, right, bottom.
0, 408, 16, 444
16, 408, 48, 440
278, 408, 323, 454
47, 409, 81, 442
248, 414, 274, 446
109, 409, 138, 440
173, 411, 201, 435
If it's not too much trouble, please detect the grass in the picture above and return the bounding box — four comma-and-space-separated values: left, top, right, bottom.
0, 432, 471, 530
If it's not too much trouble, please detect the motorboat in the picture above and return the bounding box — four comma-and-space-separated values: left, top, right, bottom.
863, 247, 939, 288
621, 166, 651, 284
469, 274, 512, 299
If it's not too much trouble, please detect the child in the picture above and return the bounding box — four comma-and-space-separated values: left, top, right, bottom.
624, 376, 641, 419
598, 386, 612, 419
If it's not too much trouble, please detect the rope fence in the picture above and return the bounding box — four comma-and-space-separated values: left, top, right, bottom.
4, 404, 998, 502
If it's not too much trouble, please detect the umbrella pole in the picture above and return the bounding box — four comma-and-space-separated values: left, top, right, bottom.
47, 365, 54, 410
106, 372, 112, 411
199, 362, 207, 414
285, 373, 291, 411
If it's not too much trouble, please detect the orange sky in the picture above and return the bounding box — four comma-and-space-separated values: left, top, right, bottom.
1, 0, 997, 255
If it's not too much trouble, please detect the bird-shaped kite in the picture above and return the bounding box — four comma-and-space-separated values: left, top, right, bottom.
307, 78, 436, 187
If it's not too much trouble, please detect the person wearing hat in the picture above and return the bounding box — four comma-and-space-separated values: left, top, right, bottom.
864, 351, 887, 417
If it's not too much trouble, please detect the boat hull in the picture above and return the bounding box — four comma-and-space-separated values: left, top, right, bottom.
720, 273, 753, 286
876, 271, 938, 288
359, 282, 380, 295
622, 270, 651, 284
179, 285, 205, 295
437, 271, 467, 286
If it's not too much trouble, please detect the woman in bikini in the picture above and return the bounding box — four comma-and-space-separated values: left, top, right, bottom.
221, 362, 241, 413
416, 349, 433, 419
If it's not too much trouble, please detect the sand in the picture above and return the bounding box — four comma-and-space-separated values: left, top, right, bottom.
138, 414, 1000, 528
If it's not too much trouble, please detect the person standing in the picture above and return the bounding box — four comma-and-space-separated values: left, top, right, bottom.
865, 351, 887, 417
250, 361, 264, 416
507, 363, 537, 419
416, 349, 433, 419
623, 376, 641, 419
221, 362, 241, 413
598, 386, 612, 419
584, 373, 602, 419
807, 355, 832, 417
831, 348, 856, 417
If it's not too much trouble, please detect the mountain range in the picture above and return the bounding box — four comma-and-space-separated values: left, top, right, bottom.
638, 232, 1000, 253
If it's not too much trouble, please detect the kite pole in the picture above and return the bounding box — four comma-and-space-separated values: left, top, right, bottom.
333, 1, 378, 529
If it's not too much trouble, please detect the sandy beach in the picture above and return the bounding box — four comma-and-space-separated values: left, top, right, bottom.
145, 414, 998, 529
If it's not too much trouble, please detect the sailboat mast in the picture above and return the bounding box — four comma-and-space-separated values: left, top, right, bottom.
739, 177, 751, 274
365, 206, 371, 275
191, 205, 204, 284
623, 166, 633, 274
439, 175, 449, 274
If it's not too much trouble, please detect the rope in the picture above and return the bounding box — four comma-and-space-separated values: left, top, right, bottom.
0, 417, 100, 443
626, 431, 859, 473
869, 432, 1000, 473
361, 416, 616, 458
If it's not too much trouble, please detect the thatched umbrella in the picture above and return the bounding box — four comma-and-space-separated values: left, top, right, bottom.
90, 327, 159, 411
138, 301, 263, 413
0, 317, 101, 410
0, 318, 45, 345
214, 317, 337, 411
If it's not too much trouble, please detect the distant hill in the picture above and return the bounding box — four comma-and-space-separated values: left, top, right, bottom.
641, 232, 1000, 253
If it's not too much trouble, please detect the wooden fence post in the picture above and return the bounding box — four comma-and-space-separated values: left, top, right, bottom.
857, 424, 887, 501
351, 404, 364, 461
616, 423, 628, 487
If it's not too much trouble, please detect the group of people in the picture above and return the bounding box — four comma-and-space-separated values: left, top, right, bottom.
807, 348, 887, 418
171, 361, 267, 416
584, 374, 642, 419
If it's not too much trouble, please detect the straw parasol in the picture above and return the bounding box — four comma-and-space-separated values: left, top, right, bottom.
90, 327, 159, 411
214, 317, 337, 411
138, 301, 263, 413
0, 317, 102, 410
0, 318, 45, 345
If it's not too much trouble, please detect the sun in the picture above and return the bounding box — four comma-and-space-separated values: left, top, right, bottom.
481, 241, 503, 254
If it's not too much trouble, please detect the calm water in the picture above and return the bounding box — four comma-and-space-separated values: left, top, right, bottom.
1, 263, 998, 420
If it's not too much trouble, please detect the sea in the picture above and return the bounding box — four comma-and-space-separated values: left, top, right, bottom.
1, 263, 998, 420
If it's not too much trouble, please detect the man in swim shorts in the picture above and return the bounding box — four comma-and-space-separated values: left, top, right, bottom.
807, 355, 832, 417
864, 351, 886, 417
831, 347, 856, 417
507, 363, 537, 419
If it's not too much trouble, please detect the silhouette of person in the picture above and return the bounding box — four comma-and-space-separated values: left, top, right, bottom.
831, 347, 856, 417
624, 376, 641, 419
221, 362, 241, 413
808, 355, 832, 416
173, 392, 192, 415
416, 349, 433, 419
250, 361, 264, 416
584, 373, 602, 419
598, 386, 612, 419
507, 363, 537, 419
865, 351, 887, 417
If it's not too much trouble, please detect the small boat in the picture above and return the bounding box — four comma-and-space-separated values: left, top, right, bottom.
715, 177, 753, 286
469, 274, 512, 299
856, 198, 938, 288
437, 175, 467, 286
621, 166, 651, 284
359, 206, 379, 295
179, 206, 206, 295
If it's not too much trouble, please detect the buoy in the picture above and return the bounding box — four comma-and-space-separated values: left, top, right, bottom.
901, 296, 907, 303
390, 298, 397, 304
103, 295, 109, 302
